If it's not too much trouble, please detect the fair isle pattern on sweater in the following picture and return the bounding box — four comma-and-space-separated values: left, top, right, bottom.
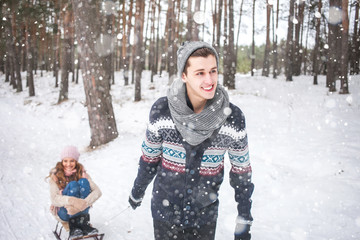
142, 117, 251, 176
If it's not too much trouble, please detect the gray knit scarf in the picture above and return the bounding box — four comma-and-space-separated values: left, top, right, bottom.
167, 79, 230, 146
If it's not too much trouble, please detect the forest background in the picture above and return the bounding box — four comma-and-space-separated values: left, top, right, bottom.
1, 0, 359, 147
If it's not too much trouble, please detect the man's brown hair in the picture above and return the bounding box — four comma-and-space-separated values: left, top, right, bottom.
183, 47, 217, 75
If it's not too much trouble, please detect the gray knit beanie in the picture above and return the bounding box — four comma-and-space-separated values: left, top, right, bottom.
177, 41, 219, 78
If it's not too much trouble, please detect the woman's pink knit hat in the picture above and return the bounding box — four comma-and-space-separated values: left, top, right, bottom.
60, 145, 80, 161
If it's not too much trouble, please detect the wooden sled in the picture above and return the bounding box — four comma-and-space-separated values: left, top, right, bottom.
53, 222, 104, 240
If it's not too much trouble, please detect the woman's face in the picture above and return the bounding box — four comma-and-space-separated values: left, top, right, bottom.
62, 157, 77, 171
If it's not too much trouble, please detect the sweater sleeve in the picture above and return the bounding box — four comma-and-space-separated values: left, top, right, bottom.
84, 173, 102, 206
130, 100, 164, 201
228, 109, 254, 222
49, 177, 70, 207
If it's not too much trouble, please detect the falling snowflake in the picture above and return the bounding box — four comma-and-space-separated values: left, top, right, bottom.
193, 11, 206, 25
328, 6, 342, 25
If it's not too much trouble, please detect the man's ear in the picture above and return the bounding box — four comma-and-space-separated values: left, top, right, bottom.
181, 72, 187, 83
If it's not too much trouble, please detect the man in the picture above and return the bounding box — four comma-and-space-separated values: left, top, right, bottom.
129, 41, 254, 240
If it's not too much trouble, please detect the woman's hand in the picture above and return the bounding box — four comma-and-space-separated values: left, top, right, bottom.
65, 205, 80, 215
67, 197, 88, 214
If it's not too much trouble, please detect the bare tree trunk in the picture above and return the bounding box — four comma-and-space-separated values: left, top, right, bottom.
302, 7, 310, 76
211, 0, 218, 47
72, 0, 118, 147
293, 1, 304, 76
155, 0, 161, 75
327, 0, 341, 92
167, 0, 177, 84
358, 19, 360, 75
0, 52, 4, 74
149, 0, 156, 83
111, 14, 115, 85
9, 54, 16, 88
160, 38, 166, 76
10, 54, 16, 89
40, 16, 46, 77
0, 31, 4, 73
357, 5, 360, 75
251, 0, 256, 76
223, 0, 235, 89
76, 54, 80, 84
118, 1, 126, 71
223, 0, 228, 79
273, 0, 279, 79
350, 0, 359, 75
186, 0, 193, 41
161, 4, 169, 76
3, 7, 17, 90
143, 1, 151, 72
285, 0, 295, 81
26, 22, 35, 96
124, 0, 134, 86
33, 34, 39, 76
0, 17, 4, 74
22, 26, 27, 72
131, 41, 136, 84
11, 9, 22, 92
176, 0, 182, 63
339, 0, 349, 94
262, 0, 271, 77
134, 0, 145, 101
235, 0, 244, 62
193, 0, 201, 41
117, 1, 123, 70
313, 0, 322, 85
215, 0, 223, 53
5, 57, 10, 83
54, 0, 61, 88
44, 18, 50, 73
103, 13, 115, 88
71, 30, 75, 83
58, 4, 73, 103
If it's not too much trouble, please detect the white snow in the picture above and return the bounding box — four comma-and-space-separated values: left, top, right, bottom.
0, 71, 359, 239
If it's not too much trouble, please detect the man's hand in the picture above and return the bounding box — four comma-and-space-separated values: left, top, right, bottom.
128, 196, 142, 210
235, 219, 251, 240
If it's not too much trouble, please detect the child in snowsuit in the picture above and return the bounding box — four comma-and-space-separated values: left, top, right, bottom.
48, 145, 102, 239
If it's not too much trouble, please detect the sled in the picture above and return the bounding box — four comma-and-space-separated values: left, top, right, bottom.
53, 222, 105, 240
68, 234, 105, 240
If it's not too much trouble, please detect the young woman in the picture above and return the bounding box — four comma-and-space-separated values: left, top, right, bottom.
48, 145, 102, 239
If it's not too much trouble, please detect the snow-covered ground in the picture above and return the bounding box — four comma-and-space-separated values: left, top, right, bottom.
0, 71, 359, 240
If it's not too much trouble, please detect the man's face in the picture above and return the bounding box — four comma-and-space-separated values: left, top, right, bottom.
182, 55, 218, 102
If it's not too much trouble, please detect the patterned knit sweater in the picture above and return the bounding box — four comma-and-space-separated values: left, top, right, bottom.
131, 96, 254, 228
